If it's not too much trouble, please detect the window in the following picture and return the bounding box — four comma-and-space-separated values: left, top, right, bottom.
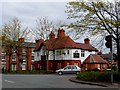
85, 64, 88, 70
12, 64, 16, 71
62, 50, 66, 55
98, 64, 100, 70
41, 46, 46, 55
31, 64, 34, 71
67, 50, 69, 54
74, 62, 78, 66
37, 52, 39, 56
32, 56, 34, 60
56, 50, 61, 55
67, 62, 69, 65
81, 50, 85, 57
12, 55, 16, 59
21, 64, 26, 70
73, 53, 79, 58
31, 48, 34, 53
22, 55, 26, 61
22, 48, 26, 53
12, 54, 16, 61
2, 49, 5, 53
2, 54, 6, 60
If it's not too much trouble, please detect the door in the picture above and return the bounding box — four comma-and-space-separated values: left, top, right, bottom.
12, 64, 16, 71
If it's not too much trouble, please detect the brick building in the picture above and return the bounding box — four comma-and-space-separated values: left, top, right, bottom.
34, 28, 107, 71
83, 54, 109, 72
1, 39, 36, 71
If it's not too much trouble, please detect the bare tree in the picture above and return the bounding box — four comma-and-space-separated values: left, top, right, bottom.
2, 17, 30, 72
32, 17, 56, 40
32, 17, 64, 71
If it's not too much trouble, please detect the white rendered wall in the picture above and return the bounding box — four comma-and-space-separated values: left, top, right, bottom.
80, 50, 96, 63
48, 49, 96, 62
34, 46, 47, 61
34, 51, 41, 61
35, 47, 97, 63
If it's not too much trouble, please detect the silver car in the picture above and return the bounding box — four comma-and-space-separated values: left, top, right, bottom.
56, 65, 81, 75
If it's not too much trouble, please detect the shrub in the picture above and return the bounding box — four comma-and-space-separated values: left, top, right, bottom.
77, 71, 120, 82
77, 71, 101, 82
4, 70, 54, 74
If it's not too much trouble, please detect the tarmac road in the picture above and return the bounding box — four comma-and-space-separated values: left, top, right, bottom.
2, 74, 107, 88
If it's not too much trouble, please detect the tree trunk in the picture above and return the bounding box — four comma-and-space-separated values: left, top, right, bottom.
18, 55, 20, 71
8, 55, 11, 72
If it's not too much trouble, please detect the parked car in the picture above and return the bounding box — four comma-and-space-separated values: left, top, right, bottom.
55, 65, 81, 75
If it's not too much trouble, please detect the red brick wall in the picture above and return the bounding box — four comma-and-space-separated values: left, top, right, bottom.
34, 60, 81, 71
26, 47, 32, 70
83, 63, 108, 71
4, 47, 33, 71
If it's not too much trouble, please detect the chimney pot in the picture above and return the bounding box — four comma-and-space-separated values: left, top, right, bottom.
84, 38, 90, 44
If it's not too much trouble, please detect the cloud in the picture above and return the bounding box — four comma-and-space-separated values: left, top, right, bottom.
2, 2, 70, 29
1, 0, 74, 2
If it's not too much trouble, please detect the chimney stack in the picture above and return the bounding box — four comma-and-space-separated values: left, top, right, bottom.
84, 38, 90, 44
57, 28, 65, 39
49, 31, 55, 40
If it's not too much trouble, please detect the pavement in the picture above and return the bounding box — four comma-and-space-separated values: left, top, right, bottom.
69, 77, 120, 88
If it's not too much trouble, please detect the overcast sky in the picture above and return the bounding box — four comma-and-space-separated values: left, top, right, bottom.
1, 2, 71, 28
1, 0, 113, 28
1, 0, 113, 53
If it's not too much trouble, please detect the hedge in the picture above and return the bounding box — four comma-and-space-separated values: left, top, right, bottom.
3, 70, 54, 74
77, 71, 120, 83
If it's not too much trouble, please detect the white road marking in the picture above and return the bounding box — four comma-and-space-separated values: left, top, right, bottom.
4, 80, 15, 83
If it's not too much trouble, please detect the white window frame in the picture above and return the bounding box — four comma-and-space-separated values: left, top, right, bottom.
81, 50, 85, 57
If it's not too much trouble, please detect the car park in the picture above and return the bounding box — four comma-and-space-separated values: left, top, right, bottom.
55, 65, 81, 75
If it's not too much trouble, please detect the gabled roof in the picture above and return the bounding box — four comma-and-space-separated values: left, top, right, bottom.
101, 54, 111, 60
44, 36, 80, 50
83, 54, 108, 64
76, 43, 98, 51
34, 29, 98, 51
2, 41, 36, 48
34, 39, 44, 51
